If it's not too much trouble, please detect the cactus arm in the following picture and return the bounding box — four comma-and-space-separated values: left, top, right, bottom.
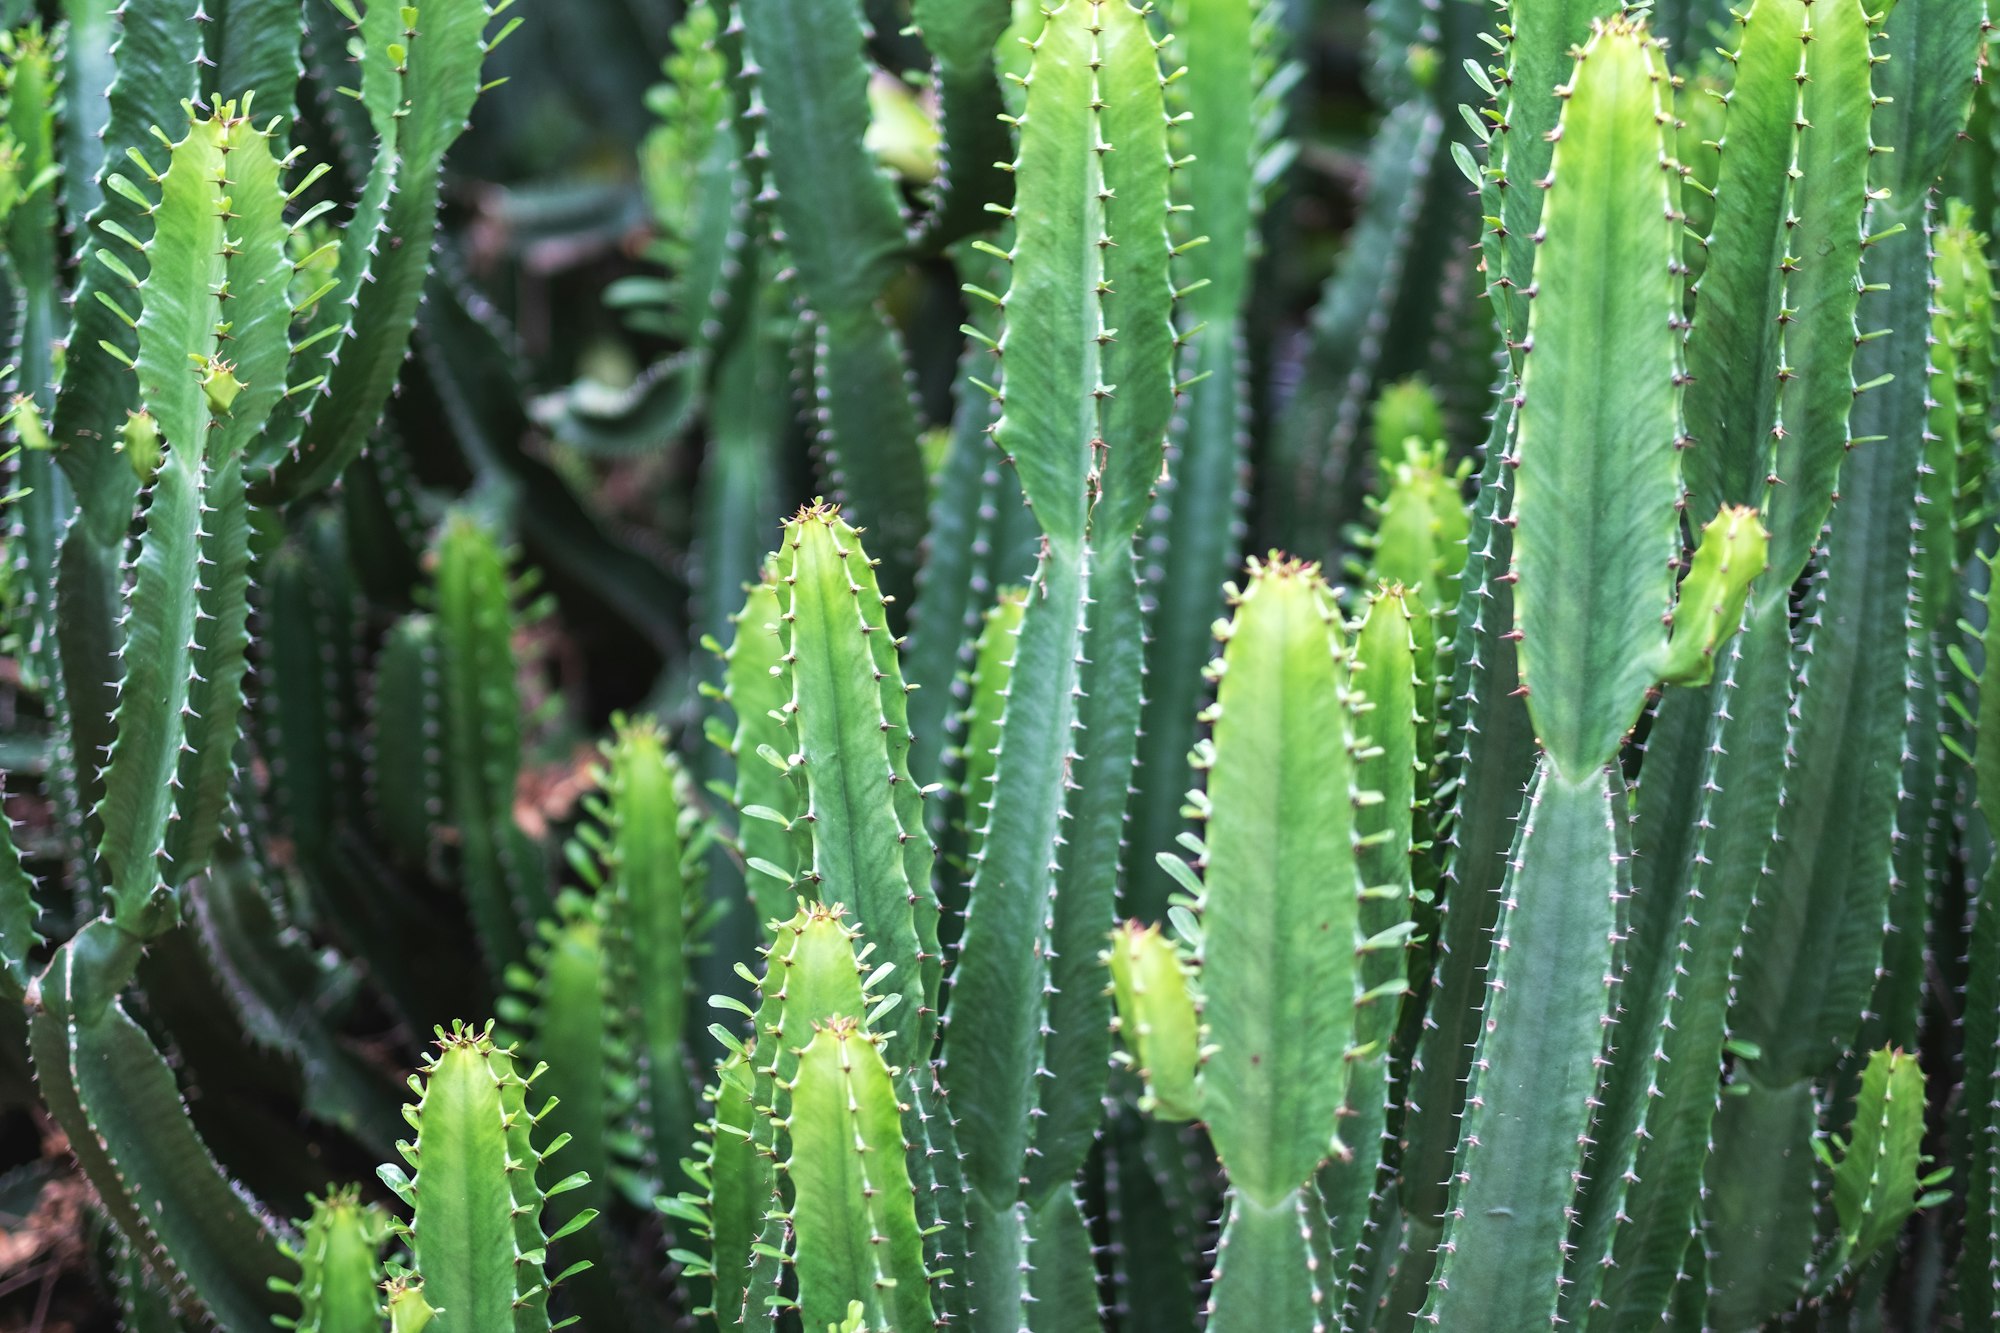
1593, 7, 1879, 1322
904, 249, 1009, 800
787, 1020, 937, 1333
1329, 586, 1419, 1278
737, 907, 874, 1329
91, 102, 292, 929
1106, 921, 1200, 1121
275, 1188, 392, 1333
951, 588, 1025, 877
387, 1022, 565, 1333
252, 8, 398, 480
48, 0, 199, 540
764, 509, 965, 1309
1422, 31, 1683, 1319
1418, 764, 1623, 1328
1735, 0, 1984, 1090
368, 612, 447, 867
1386, 401, 1537, 1332
1507, 20, 1682, 780
1173, 561, 1362, 1331
3, 30, 65, 666
259, 0, 493, 501
28, 920, 292, 1328
941, 7, 1174, 1320
775, 505, 938, 1068
58, 0, 117, 227
931, 0, 1093, 1200
1195, 561, 1361, 1203
720, 570, 800, 923
1677, 0, 1810, 526
685, 1049, 766, 1329
1028, 0, 1175, 1203
509, 895, 625, 1328
0, 792, 41, 1001
636, 1, 752, 364
909, 0, 1014, 248
1031, 553, 1144, 1196
1131, 0, 1281, 922
433, 512, 543, 974
1961, 636, 2000, 1323
1659, 505, 1770, 688
1480, 0, 1624, 367
732, 0, 927, 604
592, 717, 696, 1186
1759, 0, 1877, 588
1701, 1078, 1821, 1326
1823, 1047, 1938, 1278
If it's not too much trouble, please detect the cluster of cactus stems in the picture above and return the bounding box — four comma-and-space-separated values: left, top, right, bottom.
3, 0, 2000, 1329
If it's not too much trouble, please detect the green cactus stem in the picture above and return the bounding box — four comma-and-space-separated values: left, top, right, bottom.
28, 920, 292, 1328
941, 4, 1176, 1320
731, 0, 928, 605
1331, 586, 1419, 1283
431, 512, 548, 974
1595, 3, 1881, 1321
713, 566, 799, 925
379, 1020, 591, 1333
1112, 556, 1369, 1330
259, 0, 502, 501
1104, 921, 1199, 1122
787, 1017, 937, 1332
94, 97, 295, 935
582, 715, 699, 1190
275, 1188, 392, 1333
772, 503, 940, 1069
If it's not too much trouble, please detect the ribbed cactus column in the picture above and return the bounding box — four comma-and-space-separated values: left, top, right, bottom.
940, 2, 1176, 1326
28, 99, 328, 1328
1417, 22, 1760, 1328
1595, 3, 1882, 1322
1129, 0, 1288, 923
378, 1022, 584, 1333
731, 0, 928, 604
1111, 557, 1385, 1330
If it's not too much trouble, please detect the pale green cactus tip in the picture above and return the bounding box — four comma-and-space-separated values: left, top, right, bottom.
117, 410, 162, 485
1661, 504, 1770, 688
865, 70, 940, 185
1369, 377, 1445, 459
383, 1274, 437, 1333
1808, 1047, 1954, 1294
1104, 920, 1200, 1122
8, 394, 48, 454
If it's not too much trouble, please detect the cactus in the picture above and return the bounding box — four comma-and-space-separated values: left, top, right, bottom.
1110, 556, 1375, 1331
936, 5, 1175, 1318
730, 0, 928, 604
379, 1021, 591, 1333
1128, 0, 1290, 923
275, 1188, 392, 1333
3, 0, 1994, 1326
432, 511, 549, 974
581, 715, 701, 1190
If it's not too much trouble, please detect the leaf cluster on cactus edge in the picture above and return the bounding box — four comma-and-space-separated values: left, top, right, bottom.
0, 0, 1997, 1330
